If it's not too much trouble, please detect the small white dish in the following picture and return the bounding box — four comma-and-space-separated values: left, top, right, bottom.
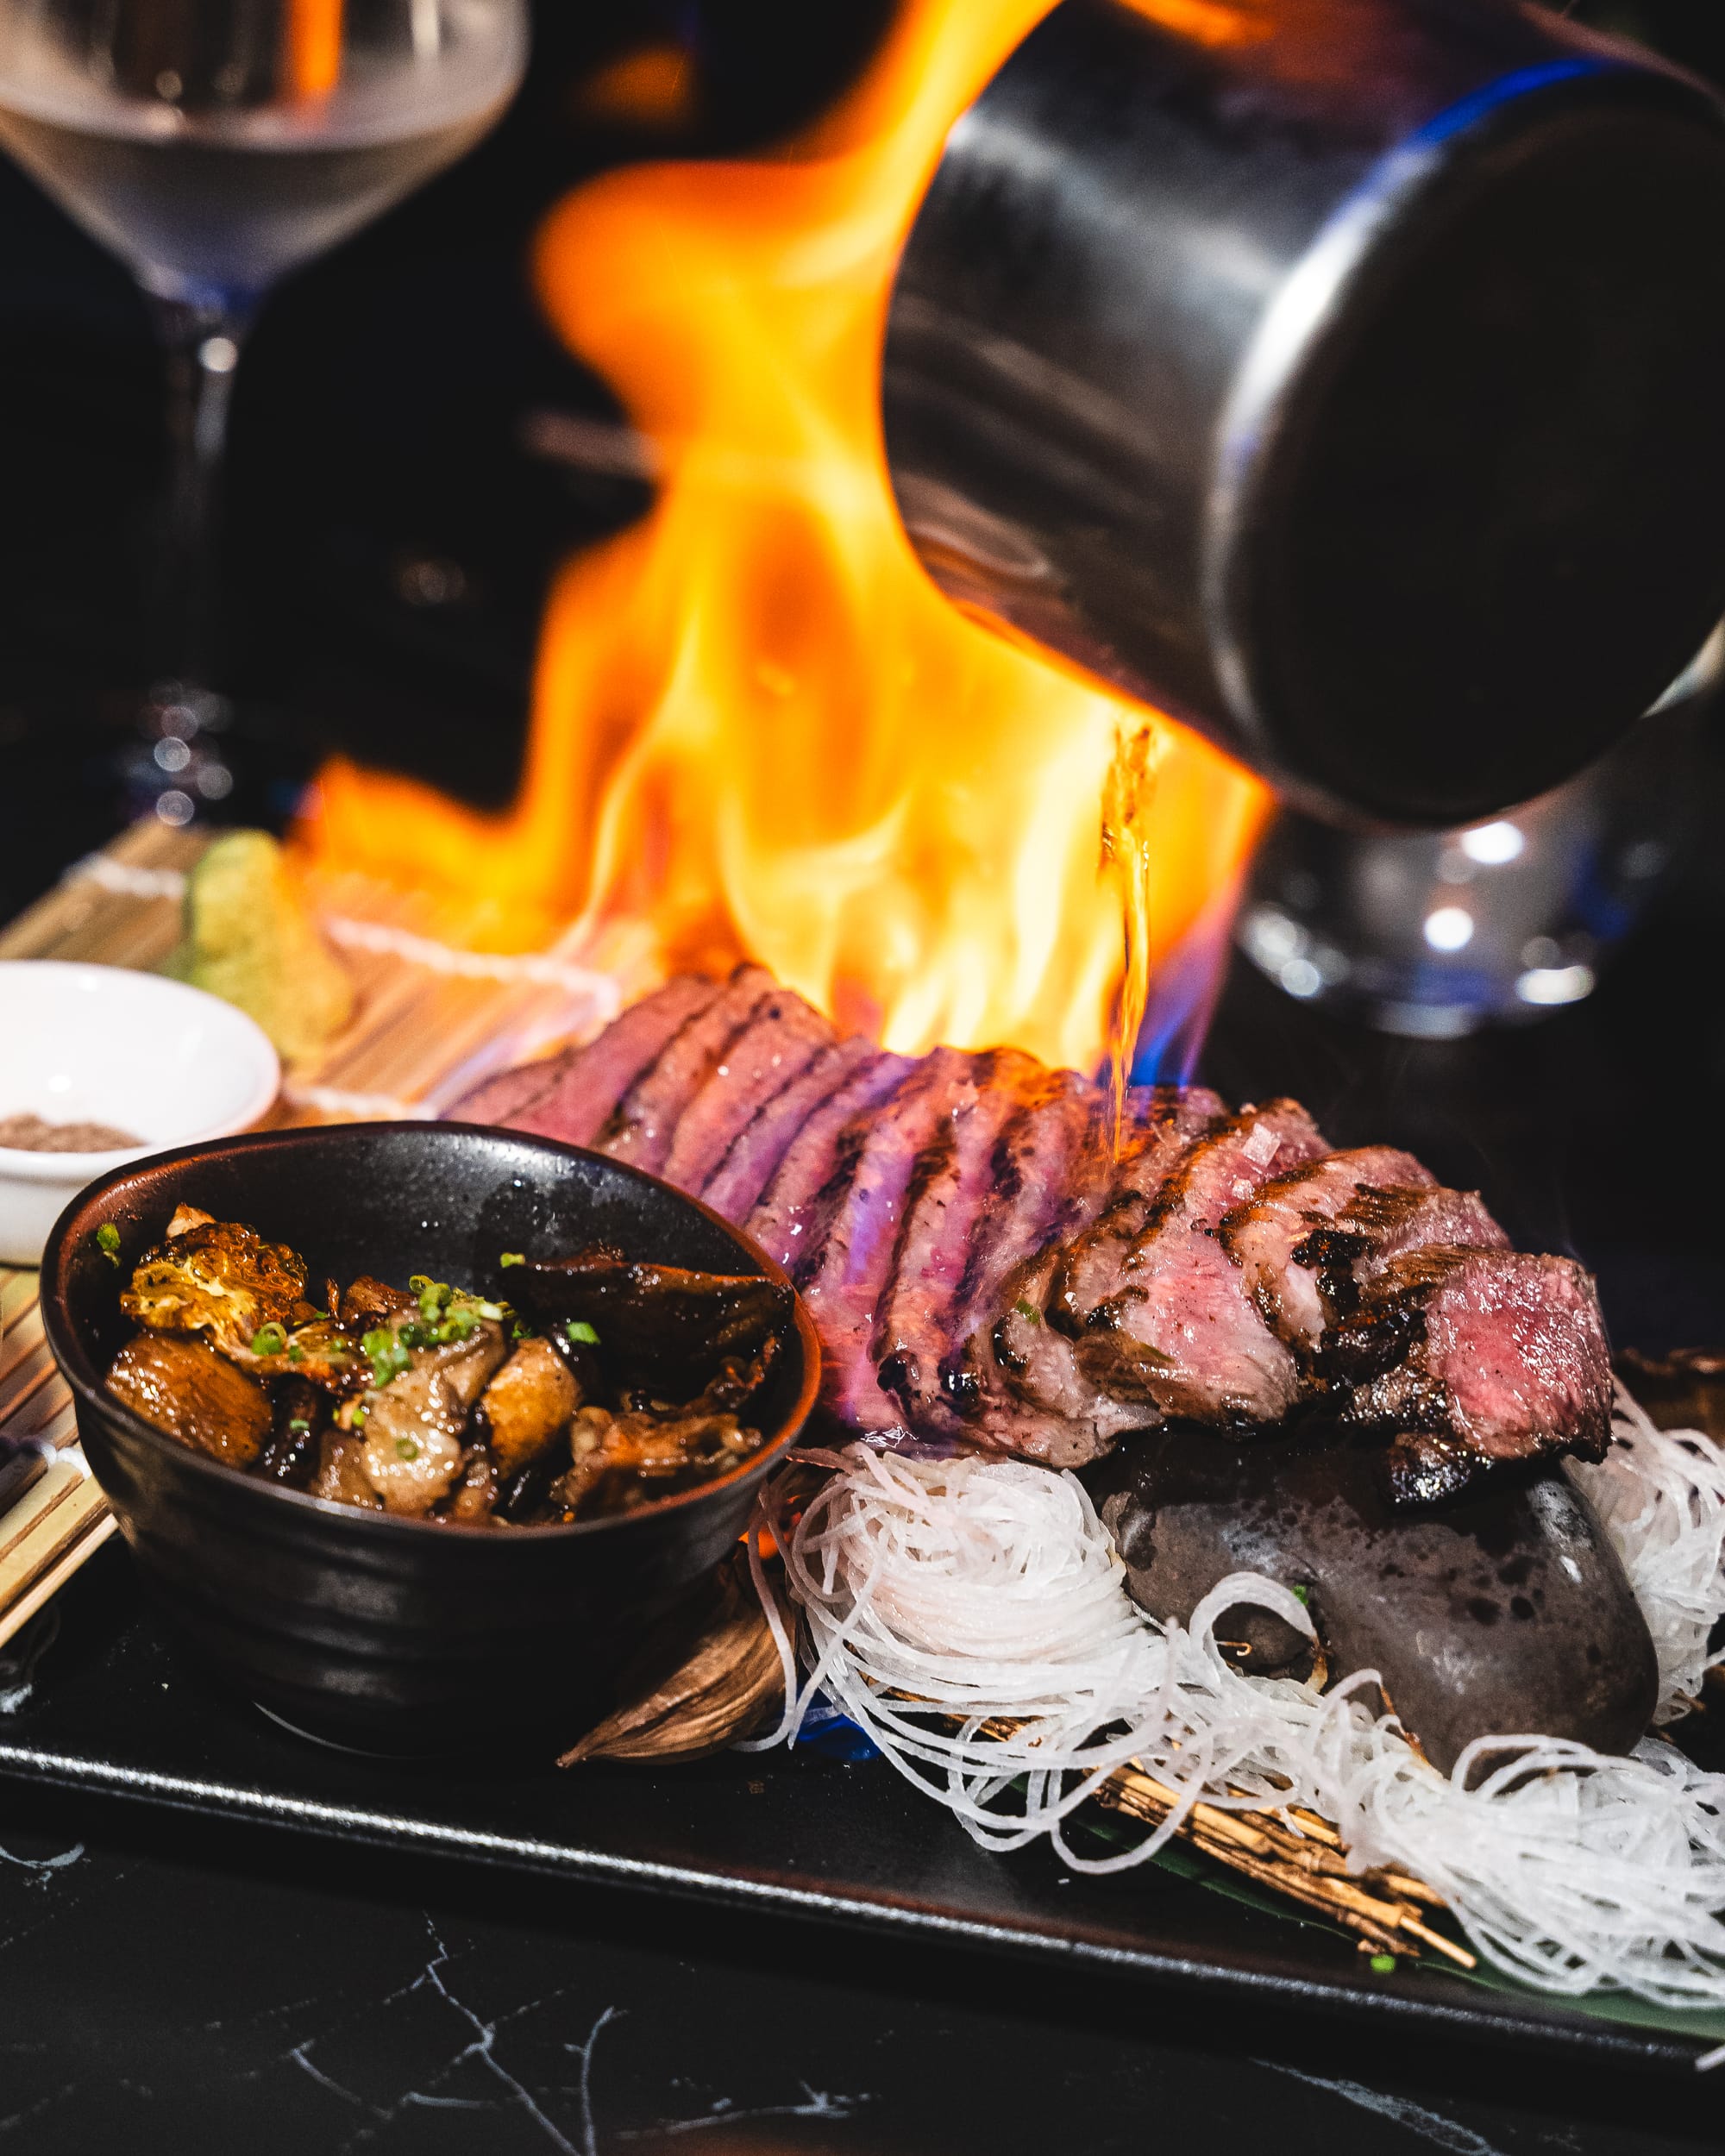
0, 962, 279, 1265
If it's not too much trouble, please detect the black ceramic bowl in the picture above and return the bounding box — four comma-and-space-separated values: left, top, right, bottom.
41, 1122, 819, 1753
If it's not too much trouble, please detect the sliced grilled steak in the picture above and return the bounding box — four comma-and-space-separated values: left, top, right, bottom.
962, 1244, 1151, 1466
662, 984, 836, 1192
799, 1047, 982, 1427
500, 975, 724, 1149
701, 1036, 878, 1221
1048, 1087, 1229, 1335
1324, 1247, 1613, 1500
950, 1086, 1222, 1462
598, 965, 776, 1173
1346, 1184, 1509, 1281
446, 1046, 580, 1130
932, 1072, 1103, 1429
1067, 1102, 1327, 1426
1220, 1147, 1434, 1351
743, 1050, 918, 1277
871, 1049, 1045, 1428
455, 970, 1613, 1494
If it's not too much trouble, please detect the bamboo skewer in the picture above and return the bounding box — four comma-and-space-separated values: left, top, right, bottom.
1094, 1767, 1472, 1965
958, 1710, 1472, 1969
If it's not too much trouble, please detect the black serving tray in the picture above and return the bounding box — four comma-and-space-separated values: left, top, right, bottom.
0, 1538, 1719, 2078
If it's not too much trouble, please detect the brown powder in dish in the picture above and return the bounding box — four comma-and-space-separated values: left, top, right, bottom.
0, 1112, 141, 1153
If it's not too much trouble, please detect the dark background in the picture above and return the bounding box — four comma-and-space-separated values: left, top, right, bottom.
2, 4, 1725, 2150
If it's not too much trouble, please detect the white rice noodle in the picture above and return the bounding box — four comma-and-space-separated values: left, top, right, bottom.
745, 1411, 1725, 2013
1570, 1386, 1725, 1720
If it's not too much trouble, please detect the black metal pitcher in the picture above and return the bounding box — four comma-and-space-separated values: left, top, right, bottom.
883, 0, 1725, 824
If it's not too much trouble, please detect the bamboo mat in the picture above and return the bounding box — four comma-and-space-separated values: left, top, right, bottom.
0, 817, 626, 1644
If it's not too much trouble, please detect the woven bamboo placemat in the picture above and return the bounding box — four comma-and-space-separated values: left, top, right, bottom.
0, 817, 622, 1645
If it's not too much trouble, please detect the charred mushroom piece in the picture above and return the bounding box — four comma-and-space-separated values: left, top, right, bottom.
443, 1447, 499, 1525
1088, 1426, 1659, 1777
107, 1332, 272, 1467
311, 1430, 383, 1509
480, 1337, 579, 1479
121, 1219, 311, 1357
231, 1315, 364, 1393
255, 1377, 326, 1487
358, 1321, 508, 1516
339, 1275, 417, 1326
558, 1404, 764, 1519
676, 1338, 780, 1420
513, 1249, 792, 1380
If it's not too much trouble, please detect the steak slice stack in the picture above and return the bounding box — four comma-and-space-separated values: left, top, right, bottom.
451, 968, 1612, 1496
1321, 1247, 1613, 1501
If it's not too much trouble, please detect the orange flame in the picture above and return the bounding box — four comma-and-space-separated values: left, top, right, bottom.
285, 0, 342, 99
299, 0, 1266, 1071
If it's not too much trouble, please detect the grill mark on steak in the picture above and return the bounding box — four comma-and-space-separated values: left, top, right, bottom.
931, 1071, 1101, 1430
961, 1244, 1151, 1466
871, 1048, 1046, 1429
446, 1047, 580, 1131
743, 1050, 918, 1278
597, 965, 777, 1173
701, 1037, 877, 1222
948, 1085, 1220, 1460
1070, 1102, 1327, 1425
1046, 1088, 1229, 1340
798, 1047, 982, 1428
662, 986, 836, 1193
1219, 1147, 1433, 1351
1346, 1184, 1509, 1281
497, 975, 724, 1149
1324, 1246, 1613, 1497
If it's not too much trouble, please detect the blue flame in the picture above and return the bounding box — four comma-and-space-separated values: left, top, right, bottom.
1125, 894, 1240, 1087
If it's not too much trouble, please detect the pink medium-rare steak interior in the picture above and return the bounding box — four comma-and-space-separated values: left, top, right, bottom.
449, 968, 1612, 1495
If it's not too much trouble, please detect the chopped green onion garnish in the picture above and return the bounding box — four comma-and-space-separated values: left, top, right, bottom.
417, 1281, 451, 1319
353, 1406, 368, 1426
1013, 1299, 1039, 1325
565, 1320, 599, 1346
1292, 1583, 1309, 1606
361, 1326, 412, 1386
408, 1275, 432, 1294
476, 1301, 505, 1322
394, 1437, 419, 1462
287, 1344, 304, 1364
250, 1323, 287, 1357
287, 1418, 310, 1435
96, 1224, 121, 1264
499, 1251, 525, 1269
1369, 1953, 1396, 1975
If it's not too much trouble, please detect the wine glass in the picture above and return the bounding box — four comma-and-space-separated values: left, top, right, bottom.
0, 0, 529, 821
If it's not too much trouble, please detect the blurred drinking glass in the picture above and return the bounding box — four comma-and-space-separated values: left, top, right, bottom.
1237, 627, 1725, 1037
0, 0, 529, 817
